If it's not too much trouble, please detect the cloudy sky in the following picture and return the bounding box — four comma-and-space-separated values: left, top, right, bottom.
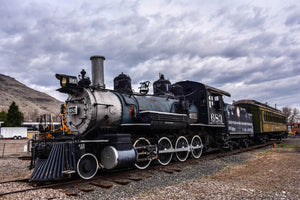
0, 0, 299, 110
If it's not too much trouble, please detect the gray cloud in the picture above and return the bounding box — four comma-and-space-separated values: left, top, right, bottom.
0, 0, 299, 111
285, 11, 300, 26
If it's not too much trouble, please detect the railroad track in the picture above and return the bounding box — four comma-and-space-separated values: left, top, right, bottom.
0, 141, 279, 197
0, 178, 29, 185
17, 156, 32, 160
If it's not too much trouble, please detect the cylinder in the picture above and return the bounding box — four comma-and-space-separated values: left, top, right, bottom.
90, 55, 105, 88
100, 146, 136, 169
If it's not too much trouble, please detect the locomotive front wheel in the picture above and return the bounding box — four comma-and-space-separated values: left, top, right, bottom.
190, 135, 203, 159
175, 136, 189, 162
133, 137, 152, 169
157, 137, 173, 165
77, 153, 99, 180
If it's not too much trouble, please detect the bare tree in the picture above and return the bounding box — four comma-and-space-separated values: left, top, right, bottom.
282, 106, 300, 124
282, 106, 292, 123
291, 108, 300, 123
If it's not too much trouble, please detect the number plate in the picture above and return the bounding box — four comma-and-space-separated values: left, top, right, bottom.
68, 106, 78, 115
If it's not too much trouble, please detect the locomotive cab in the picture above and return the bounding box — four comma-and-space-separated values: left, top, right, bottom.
174, 81, 230, 125
207, 91, 225, 125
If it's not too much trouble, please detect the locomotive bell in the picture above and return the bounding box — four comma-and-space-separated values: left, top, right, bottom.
90, 55, 105, 89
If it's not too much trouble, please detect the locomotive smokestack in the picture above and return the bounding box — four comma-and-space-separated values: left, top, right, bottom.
90, 55, 106, 89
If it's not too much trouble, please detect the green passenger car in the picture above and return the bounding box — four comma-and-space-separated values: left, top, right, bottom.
233, 99, 287, 142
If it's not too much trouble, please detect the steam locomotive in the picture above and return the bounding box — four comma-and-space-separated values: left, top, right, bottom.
29, 55, 286, 182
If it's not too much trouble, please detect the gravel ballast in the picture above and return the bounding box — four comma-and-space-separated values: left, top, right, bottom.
0, 137, 299, 199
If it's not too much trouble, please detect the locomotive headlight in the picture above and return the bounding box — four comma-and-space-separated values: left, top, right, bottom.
56, 74, 78, 88
61, 77, 67, 87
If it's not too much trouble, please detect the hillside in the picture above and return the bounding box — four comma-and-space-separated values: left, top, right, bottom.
0, 74, 62, 121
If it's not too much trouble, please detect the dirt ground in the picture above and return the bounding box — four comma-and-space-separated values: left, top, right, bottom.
0, 139, 31, 181
211, 139, 300, 196
133, 137, 300, 199
0, 158, 31, 181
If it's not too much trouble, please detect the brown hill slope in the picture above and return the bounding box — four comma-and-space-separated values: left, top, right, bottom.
0, 74, 62, 121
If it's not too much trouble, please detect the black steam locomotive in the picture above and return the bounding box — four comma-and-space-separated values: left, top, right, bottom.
29, 55, 286, 182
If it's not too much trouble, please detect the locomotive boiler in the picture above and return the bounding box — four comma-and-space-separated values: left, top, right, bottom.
30, 55, 256, 182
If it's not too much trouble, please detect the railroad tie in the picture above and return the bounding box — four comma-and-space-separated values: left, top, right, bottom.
74, 185, 94, 192
138, 174, 152, 178
122, 176, 143, 181
64, 190, 77, 197
169, 168, 182, 172
90, 181, 113, 189
111, 179, 130, 185
160, 169, 174, 174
